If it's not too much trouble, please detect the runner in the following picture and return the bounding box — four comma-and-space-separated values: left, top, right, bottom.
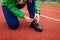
1, 0, 42, 32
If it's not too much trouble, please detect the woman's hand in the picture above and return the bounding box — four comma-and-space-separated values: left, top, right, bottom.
24, 16, 33, 22
34, 13, 40, 23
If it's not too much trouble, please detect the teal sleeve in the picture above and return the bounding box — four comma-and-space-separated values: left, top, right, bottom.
35, 0, 40, 13
7, 4, 25, 18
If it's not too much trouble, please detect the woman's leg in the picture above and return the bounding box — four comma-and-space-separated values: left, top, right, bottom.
2, 6, 19, 29
27, 1, 43, 32
27, 0, 35, 19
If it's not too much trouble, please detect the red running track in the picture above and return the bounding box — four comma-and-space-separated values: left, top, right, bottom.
0, 2, 60, 40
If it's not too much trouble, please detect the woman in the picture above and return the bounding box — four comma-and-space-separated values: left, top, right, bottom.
1, 0, 42, 32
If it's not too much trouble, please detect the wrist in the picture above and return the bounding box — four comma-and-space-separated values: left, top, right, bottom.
36, 13, 40, 15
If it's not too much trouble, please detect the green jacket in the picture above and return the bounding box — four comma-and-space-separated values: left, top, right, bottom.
2, 0, 40, 18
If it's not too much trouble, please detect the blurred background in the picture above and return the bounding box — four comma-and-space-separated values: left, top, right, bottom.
38, 0, 60, 6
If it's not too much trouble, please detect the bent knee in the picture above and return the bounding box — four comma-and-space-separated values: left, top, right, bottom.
8, 23, 19, 30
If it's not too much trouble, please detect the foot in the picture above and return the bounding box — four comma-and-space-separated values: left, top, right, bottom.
30, 20, 43, 32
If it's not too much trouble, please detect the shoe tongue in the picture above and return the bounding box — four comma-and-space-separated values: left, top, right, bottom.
33, 20, 37, 23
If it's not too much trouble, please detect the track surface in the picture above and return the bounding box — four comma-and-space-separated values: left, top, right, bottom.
0, 2, 60, 40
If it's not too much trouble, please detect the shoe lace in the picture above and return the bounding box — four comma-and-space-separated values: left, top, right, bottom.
33, 19, 39, 25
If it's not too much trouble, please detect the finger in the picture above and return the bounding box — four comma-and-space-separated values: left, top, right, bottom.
27, 18, 33, 22
30, 19, 33, 22
35, 16, 39, 22
36, 18, 39, 23
34, 14, 36, 19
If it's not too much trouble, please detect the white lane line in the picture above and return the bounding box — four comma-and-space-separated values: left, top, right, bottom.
21, 10, 60, 22
40, 15, 60, 22
40, 8, 60, 13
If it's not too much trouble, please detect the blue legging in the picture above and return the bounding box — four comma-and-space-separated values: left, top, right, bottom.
2, 0, 35, 29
